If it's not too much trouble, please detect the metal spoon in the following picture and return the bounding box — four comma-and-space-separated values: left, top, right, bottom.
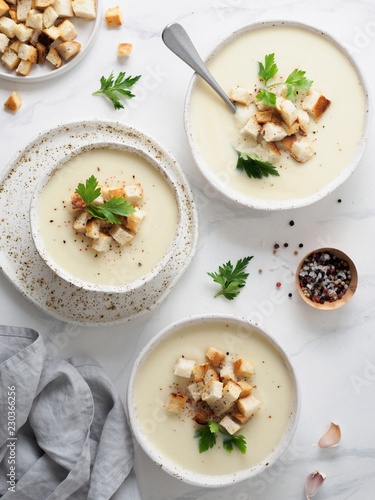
162, 23, 236, 114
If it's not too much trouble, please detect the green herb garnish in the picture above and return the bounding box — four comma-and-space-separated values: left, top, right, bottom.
236, 149, 280, 179
220, 429, 247, 454
256, 53, 313, 106
93, 71, 141, 110
194, 420, 219, 453
76, 175, 135, 224
207, 256, 253, 300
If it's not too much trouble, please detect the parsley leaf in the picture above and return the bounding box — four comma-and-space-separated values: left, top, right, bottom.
258, 53, 278, 86
207, 256, 253, 300
236, 150, 280, 179
93, 71, 141, 110
256, 88, 276, 107
75, 176, 136, 224
76, 175, 101, 205
220, 430, 247, 454
194, 420, 218, 453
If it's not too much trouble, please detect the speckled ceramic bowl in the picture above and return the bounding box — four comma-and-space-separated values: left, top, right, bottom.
128, 314, 300, 488
184, 20, 370, 210
30, 141, 184, 294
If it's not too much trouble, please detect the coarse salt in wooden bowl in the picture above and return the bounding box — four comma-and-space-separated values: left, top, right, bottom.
295, 247, 358, 310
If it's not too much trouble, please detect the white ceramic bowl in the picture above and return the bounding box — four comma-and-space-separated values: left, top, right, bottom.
184, 20, 370, 210
128, 314, 300, 487
30, 141, 184, 294
0, 1, 102, 83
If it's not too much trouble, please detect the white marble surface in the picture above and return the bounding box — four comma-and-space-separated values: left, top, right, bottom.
1, 0, 375, 498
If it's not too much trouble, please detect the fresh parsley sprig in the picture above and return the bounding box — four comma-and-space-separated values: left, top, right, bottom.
207, 256, 253, 300
76, 175, 135, 224
194, 420, 219, 453
256, 53, 312, 106
236, 150, 280, 179
220, 429, 247, 454
93, 71, 141, 110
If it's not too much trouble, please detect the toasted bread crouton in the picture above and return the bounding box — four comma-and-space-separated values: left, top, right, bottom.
230, 87, 253, 106
123, 184, 143, 204
276, 98, 297, 127
219, 415, 242, 435
4, 91, 22, 112
118, 42, 132, 56
72, 210, 92, 232
237, 380, 252, 399
233, 359, 254, 377
57, 19, 77, 41
70, 192, 86, 211
0, 18, 17, 38
30, 29, 41, 46
36, 42, 48, 63
1, 48, 20, 70
242, 117, 261, 141
91, 194, 104, 206
9, 40, 21, 53
280, 134, 298, 151
43, 6, 58, 28
0, 0, 9, 16
167, 392, 187, 414
204, 368, 220, 384
72, 0, 95, 19
269, 142, 281, 156
302, 89, 331, 119
101, 186, 124, 201
14, 24, 34, 43
254, 96, 272, 111
222, 380, 242, 404
56, 39, 80, 58
17, 0, 32, 21
18, 43, 37, 63
0, 33, 9, 53
91, 232, 112, 252
52, 0, 73, 17
192, 363, 209, 383
105, 6, 123, 26
186, 381, 204, 403
220, 362, 237, 383
26, 10, 43, 30
255, 110, 273, 124
290, 139, 314, 163
9, 8, 19, 23
236, 394, 261, 418
193, 408, 210, 425
270, 83, 288, 98
109, 224, 133, 245
201, 380, 223, 405
39, 26, 60, 46
46, 47, 61, 67
125, 207, 145, 233
85, 219, 101, 239
35, 0, 55, 7
5, 0, 16, 5
205, 346, 226, 368
16, 59, 32, 75
174, 357, 196, 378
231, 410, 250, 425
282, 121, 299, 136
211, 397, 235, 416
261, 122, 287, 142
297, 109, 309, 133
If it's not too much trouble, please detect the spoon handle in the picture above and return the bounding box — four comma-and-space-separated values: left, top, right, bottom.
162, 23, 236, 114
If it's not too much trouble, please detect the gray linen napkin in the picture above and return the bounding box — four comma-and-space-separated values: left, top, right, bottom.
0, 326, 134, 500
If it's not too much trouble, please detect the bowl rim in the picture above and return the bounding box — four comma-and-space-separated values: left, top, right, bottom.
295, 247, 358, 310
127, 314, 300, 488
184, 19, 371, 211
29, 140, 184, 294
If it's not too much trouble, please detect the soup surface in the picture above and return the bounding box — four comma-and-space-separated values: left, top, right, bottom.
189, 26, 365, 201
133, 321, 295, 476
38, 148, 179, 286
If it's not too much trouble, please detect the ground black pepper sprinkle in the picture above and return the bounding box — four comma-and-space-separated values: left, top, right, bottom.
298, 251, 351, 303
299, 243, 304, 248
338, 199, 342, 203
284, 243, 289, 248
288, 293, 292, 298
289, 220, 295, 226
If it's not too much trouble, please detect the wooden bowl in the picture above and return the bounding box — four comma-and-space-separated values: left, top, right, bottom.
295, 248, 358, 310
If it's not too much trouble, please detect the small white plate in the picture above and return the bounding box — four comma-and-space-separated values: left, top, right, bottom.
0, 1, 102, 83
0, 120, 198, 325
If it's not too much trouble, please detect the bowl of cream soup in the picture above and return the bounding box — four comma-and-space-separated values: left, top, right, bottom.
185, 21, 369, 210
128, 315, 299, 487
30, 141, 184, 293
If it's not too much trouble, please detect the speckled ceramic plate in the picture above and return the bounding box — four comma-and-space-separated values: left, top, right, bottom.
0, 120, 198, 325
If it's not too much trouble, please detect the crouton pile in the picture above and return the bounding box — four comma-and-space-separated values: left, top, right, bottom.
70, 183, 145, 253
167, 346, 261, 436
230, 85, 331, 164
0, 0, 96, 76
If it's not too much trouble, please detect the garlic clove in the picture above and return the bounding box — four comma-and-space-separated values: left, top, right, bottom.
305, 471, 326, 499
318, 422, 341, 448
